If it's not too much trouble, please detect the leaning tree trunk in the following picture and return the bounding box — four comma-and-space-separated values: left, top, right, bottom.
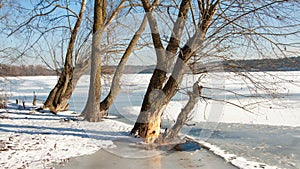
133, 48, 193, 143
162, 83, 202, 142
81, 0, 106, 122
130, 0, 191, 138
44, 57, 90, 113
131, 0, 218, 143
44, 69, 74, 113
100, 16, 148, 114
43, 0, 87, 113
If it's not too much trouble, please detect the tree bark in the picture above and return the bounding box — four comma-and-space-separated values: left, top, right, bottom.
81, 0, 106, 122
43, 0, 87, 113
132, 44, 194, 143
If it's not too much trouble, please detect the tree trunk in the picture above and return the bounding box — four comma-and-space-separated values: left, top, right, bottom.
43, 0, 87, 113
132, 48, 192, 143
130, 0, 191, 138
32, 92, 37, 106
43, 69, 73, 113
131, 0, 219, 143
162, 84, 202, 141
81, 0, 106, 122
130, 68, 168, 136
100, 16, 148, 114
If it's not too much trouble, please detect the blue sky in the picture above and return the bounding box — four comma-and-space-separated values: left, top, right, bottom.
1, 0, 300, 67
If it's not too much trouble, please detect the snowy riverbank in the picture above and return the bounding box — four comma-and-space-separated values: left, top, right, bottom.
1, 102, 297, 169
1, 73, 299, 169
0, 103, 132, 168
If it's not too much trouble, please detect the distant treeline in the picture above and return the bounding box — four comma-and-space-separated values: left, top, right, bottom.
223, 56, 300, 72
122, 56, 300, 74
0, 64, 57, 76
191, 56, 300, 74
1, 57, 300, 76
0, 64, 154, 76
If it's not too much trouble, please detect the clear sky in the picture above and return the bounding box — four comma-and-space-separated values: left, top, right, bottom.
1, 0, 300, 67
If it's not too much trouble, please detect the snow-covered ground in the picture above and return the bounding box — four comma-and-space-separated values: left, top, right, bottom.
0, 103, 133, 168
0, 72, 300, 169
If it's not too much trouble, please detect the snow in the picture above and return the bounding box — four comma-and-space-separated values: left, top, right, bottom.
1, 72, 300, 169
0, 104, 132, 169
188, 136, 280, 169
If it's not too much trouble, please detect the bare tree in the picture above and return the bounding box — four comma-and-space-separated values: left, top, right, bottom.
130, 0, 300, 143
43, 0, 87, 113
81, 0, 106, 121
4, 0, 142, 115
81, 0, 127, 121
3, 0, 126, 113
1, 0, 94, 72
131, 0, 194, 142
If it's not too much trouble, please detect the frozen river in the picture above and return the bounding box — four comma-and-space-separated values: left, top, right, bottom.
189, 123, 300, 169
